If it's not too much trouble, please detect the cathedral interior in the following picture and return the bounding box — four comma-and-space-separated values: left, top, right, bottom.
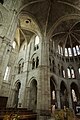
0, 0, 80, 120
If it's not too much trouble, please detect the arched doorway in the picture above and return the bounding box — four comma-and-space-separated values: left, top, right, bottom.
60, 81, 69, 109
71, 83, 79, 112
50, 77, 56, 113
13, 81, 21, 108
29, 80, 37, 111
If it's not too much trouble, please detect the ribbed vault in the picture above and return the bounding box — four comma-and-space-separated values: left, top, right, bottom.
16, 0, 80, 47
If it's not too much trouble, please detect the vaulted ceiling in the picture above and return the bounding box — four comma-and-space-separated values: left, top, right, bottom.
16, 0, 80, 47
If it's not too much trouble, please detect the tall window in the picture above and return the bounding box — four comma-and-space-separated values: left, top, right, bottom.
61, 66, 64, 77
58, 45, 60, 54
67, 68, 71, 78
68, 48, 72, 57
72, 89, 77, 102
34, 35, 39, 50
52, 60, 55, 73
32, 58, 35, 69
78, 68, 80, 74
4, 66, 11, 81
12, 41, 16, 49
76, 45, 80, 55
61, 47, 63, 55
36, 57, 39, 68
63, 70, 65, 78
73, 47, 77, 56
67, 67, 75, 78
52, 90, 55, 100
18, 63, 21, 74
35, 36, 39, 45
58, 45, 63, 55
49, 58, 51, 66
65, 48, 68, 56
71, 68, 75, 78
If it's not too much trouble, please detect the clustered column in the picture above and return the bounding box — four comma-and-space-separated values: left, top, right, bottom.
37, 36, 51, 116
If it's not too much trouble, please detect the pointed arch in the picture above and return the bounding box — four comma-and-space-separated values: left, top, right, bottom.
60, 81, 69, 108
50, 76, 57, 112
13, 80, 21, 108
29, 79, 37, 111
70, 82, 79, 112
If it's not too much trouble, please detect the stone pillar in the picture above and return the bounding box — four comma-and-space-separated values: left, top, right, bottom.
6, 10, 18, 42
7, 88, 15, 107
0, 9, 18, 90
75, 67, 79, 79
37, 36, 51, 119
24, 87, 30, 109
68, 90, 73, 109
0, 37, 12, 91
22, 43, 33, 108
0, 37, 7, 63
56, 89, 61, 109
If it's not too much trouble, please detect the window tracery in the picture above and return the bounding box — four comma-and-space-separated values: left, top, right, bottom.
32, 56, 39, 69
58, 45, 80, 57
67, 66, 75, 79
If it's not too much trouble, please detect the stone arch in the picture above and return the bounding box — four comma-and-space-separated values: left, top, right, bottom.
70, 82, 79, 112
29, 79, 37, 111
60, 81, 69, 109
50, 76, 56, 88
13, 80, 21, 108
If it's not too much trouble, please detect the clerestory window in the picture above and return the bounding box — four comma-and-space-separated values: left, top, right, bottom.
4, 66, 11, 81
67, 66, 75, 79
68, 48, 72, 57
76, 45, 80, 55
67, 68, 71, 78
12, 41, 16, 49
65, 48, 68, 56
34, 36, 39, 50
